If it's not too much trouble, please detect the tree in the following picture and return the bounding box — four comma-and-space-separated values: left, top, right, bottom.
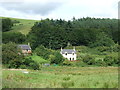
89, 32, 115, 47
2, 32, 26, 44
2, 18, 14, 32
50, 51, 65, 64
2, 42, 24, 64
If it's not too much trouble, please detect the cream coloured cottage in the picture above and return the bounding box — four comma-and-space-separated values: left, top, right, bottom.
18, 44, 32, 55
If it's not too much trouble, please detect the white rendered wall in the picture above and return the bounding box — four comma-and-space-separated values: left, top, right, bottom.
62, 53, 76, 60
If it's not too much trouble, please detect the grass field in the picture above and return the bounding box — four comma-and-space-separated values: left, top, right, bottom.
1, 17, 39, 35
2, 66, 118, 88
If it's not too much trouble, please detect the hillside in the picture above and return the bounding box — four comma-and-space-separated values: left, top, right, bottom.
1, 17, 39, 35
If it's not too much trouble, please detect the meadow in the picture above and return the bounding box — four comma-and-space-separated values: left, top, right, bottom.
2, 66, 118, 88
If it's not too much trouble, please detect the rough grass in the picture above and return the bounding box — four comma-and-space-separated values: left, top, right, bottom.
2, 66, 118, 88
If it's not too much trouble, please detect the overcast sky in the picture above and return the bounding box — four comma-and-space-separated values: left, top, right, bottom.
0, 0, 119, 20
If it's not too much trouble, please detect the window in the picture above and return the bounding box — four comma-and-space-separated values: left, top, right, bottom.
65, 52, 67, 55
72, 53, 74, 55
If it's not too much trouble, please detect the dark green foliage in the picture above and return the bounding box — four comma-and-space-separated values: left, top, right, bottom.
63, 60, 72, 66
2, 43, 39, 70
104, 56, 118, 66
95, 59, 106, 66
2, 32, 26, 44
2, 18, 14, 32
2, 42, 24, 64
27, 17, 118, 50
22, 57, 40, 70
8, 57, 40, 70
82, 55, 95, 65
34, 45, 65, 64
34, 45, 51, 60
50, 51, 65, 64
89, 32, 115, 47
27, 19, 67, 50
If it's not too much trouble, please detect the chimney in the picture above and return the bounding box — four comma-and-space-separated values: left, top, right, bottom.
28, 43, 30, 46
73, 46, 75, 51
61, 47, 62, 51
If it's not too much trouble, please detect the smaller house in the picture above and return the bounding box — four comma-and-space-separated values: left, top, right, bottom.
60, 47, 77, 61
18, 44, 32, 55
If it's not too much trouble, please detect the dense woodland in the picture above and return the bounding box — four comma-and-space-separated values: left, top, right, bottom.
2, 17, 119, 49
2, 17, 119, 69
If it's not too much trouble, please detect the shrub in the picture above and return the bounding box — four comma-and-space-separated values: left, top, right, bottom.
50, 51, 65, 64
112, 44, 120, 52
96, 46, 111, 52
19, 65, 26, 69
82, 55, 95, 65
104, 56, 115, 66
34, 45, 51, 60
23, 57, 40, 70
2, 42, 24, 64
78, 61, 87, 67
87, 59, 96, 65
35, 45, 65, 64
63, 60, 72, 66
95, 59, 106, 66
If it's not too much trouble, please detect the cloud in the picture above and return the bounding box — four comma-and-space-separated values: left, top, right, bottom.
0, 0, 119, 20
0, 1, 63, 16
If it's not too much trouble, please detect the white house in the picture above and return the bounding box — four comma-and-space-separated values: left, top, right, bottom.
60, 47, 77, 61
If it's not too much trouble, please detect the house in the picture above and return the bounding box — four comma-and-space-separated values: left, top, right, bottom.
60, 47, 77, 61
18, 44, 32, 55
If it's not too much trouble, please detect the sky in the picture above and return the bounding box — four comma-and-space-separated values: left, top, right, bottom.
0, 0, 119, 20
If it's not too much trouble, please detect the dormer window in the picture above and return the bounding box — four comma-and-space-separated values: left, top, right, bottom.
72, 52, 74, 55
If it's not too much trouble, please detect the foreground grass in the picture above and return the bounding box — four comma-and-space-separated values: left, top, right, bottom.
2, 66, 118, 88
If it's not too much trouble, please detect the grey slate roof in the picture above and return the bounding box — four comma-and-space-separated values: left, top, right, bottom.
61, 49, 76, 54
18, 45, 31, 50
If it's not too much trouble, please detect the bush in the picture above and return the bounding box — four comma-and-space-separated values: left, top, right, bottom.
35, 45, 65, 64
112, 44, 120, 52
104, 55, 118, 66
34, 45, 51, 60
96, 46, 111, 52
77, 61, 87, 67
82, 55, 95, 65
95, 59, 106, 66
23, 57, 40, 70
63, 60, 72, 66
2, 42, 24, 64
51, 51, 65, 64
87, 59, 96, 65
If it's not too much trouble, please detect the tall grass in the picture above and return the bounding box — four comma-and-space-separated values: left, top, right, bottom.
2, 66, 118, 88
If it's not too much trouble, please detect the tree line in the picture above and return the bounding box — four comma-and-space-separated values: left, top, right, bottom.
26, 17, 118, 49
2, 17, 119, 49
